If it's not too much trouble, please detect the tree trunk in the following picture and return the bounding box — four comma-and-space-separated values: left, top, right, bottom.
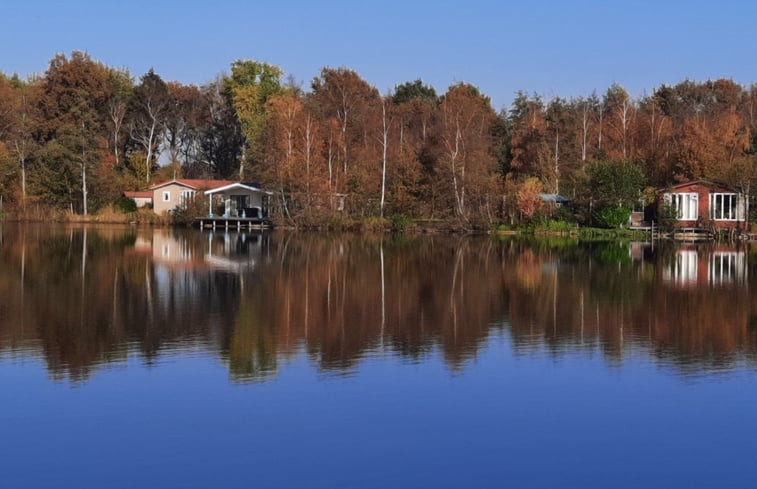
145, 119, 156, 184
82, 155, 88, 216
598, 104, 604, 151
380, 100, 389, 218
304, 115, 312, 205
581, 103, 588, 162
240, 146, 246, 181
554, 129, 560, 194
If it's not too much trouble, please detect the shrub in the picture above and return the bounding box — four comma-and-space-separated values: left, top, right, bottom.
114, 196, 138, 213
363, 217, 390, 232
494, 222, 515, 232
534, 218, 575, 233
170, 195, 208, 226
390, 215, 414, 232
658, 203, 678, 232
594, 206, 631, 229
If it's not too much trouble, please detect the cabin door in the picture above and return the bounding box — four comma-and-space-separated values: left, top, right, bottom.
230, 195, 250, 216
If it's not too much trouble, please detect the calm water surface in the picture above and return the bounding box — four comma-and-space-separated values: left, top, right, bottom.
1, 224, 756, 488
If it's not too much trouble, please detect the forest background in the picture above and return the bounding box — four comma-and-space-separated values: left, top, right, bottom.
1, 52, 755, 228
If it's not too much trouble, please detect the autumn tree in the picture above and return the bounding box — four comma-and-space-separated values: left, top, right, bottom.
437, 82, 498, 223
104, 68, 132, 171
545, 97, 579, 194
226, 59, 283, 179
508, 92, 551, 181
0, 74, 39, 208
516, 176, 544, 221
164, 82, 209, 175
634, 90, 673, 186
197, 78, 244, 178
129, 69, 168, 184
391, 80, 438, 216
263, 91, 302, 217
35, 51, 113, 214
310, 67, 380, 210
603, 84, 635, 160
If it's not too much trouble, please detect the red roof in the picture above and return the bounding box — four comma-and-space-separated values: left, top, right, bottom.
657, 180, 740, 194
149, 179, 236, 191
124, 191, 153, 198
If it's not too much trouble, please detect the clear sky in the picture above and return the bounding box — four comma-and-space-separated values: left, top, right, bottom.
2, 0, 755, 110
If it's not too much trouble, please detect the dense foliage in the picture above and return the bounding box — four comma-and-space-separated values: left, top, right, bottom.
0, 52, 755, 227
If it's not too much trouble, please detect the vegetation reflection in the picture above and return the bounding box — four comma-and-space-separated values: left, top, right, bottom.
0, 224, 755, 382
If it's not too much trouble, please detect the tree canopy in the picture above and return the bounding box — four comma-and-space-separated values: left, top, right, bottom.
0, 52, 755, 227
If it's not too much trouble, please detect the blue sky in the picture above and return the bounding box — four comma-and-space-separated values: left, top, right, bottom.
2, 0, 755, 110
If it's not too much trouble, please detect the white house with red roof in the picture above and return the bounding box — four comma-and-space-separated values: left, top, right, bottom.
149, 179, 271, 219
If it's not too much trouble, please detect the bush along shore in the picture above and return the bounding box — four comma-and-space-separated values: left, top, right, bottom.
0, 205, 661, 240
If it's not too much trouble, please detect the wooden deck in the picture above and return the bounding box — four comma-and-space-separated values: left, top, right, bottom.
673, 227, 714, 241
195, 216, 273, 231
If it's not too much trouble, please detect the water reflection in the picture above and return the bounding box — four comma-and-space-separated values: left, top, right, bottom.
662, 245, 748, 287
0, 223, 755, 382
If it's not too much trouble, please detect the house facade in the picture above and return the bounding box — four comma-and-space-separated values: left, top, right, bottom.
659, 180, 747, 230
204, 182, 271, 218
150, 179, 234, 215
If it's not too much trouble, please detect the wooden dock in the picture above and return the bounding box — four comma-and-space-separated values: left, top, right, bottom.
673, 227, 714, 241
195, 216, 273, 231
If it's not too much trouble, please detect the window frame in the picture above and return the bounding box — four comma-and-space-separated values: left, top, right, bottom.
709, 192, 739, 221
667, 192, 698, 221
179, 189, 196, 206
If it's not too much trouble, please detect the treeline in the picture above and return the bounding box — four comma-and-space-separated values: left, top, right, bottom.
1, 51, 756, 226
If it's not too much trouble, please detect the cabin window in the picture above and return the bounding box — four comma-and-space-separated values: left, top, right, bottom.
668, 192, 698, 220
180, 190, 196, 206
710, 193, 738, 220
163, 191, 170, 202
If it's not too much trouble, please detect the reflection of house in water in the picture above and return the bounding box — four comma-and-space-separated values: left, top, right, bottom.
128, 230, 268, 273
130, 231, 204, 269
662, 246, 747, 287
203, 232, 268, 272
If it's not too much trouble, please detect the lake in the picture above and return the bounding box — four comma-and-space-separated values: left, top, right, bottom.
1, 224, 756, 488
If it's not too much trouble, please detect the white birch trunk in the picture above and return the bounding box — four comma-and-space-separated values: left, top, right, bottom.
554, 129, 560, 194
380, 100, 389, 218
580, 103, 588, 162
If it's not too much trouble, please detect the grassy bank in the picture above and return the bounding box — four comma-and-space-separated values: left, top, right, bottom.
2, 206, 164, 225
493, 220, 653, 241
2, 210, 655, 240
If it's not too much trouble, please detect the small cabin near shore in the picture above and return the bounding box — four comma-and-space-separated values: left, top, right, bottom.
148, 178, 272, 221
204, 182, 271, 218
149, 179, 235, 215
658, 180, 748, 230
123, 191, 153, 208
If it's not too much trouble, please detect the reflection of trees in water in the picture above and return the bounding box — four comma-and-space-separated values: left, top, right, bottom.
224, 234, 508, 378
504, 241, 757, 370
0, 224, 755, 382
0, 227, 510, 381
0, 226, 245, 380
